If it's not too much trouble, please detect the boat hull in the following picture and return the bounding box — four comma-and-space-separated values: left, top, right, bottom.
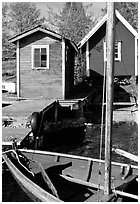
2, 149, 138, 202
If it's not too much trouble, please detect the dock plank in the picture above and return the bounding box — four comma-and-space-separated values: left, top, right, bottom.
2, 99, 55, 118
2, 99, 55, 144
2, 127, 29, 144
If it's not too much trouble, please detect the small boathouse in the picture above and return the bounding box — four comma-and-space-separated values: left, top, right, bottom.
9, 25, 78, 99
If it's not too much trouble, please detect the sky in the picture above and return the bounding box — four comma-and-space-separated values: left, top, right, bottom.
35, 2, 106, 18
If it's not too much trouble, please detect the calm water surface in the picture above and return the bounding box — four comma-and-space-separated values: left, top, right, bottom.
2, 122, 138, 202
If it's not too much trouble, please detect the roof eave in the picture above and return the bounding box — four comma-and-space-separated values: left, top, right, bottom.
9, 27, 62, 43
78, 13, 107, 48
78, 10, 138, 48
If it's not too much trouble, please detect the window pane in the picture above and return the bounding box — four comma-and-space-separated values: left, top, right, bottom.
34, 48, 40, 54
34, 60, 40, 67
33, 47, 48, 68
41, 61, 46, 67
41, 48, 47, 67
41, 48, 46, 54
41, 54, 46, 61
34, 49, 40, 67
34, 49, 40, 61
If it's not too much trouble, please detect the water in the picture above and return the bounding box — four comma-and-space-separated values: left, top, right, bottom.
2, 122, 138, 201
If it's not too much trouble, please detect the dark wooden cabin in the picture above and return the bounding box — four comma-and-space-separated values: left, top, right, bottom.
9, 25, 78, 99
78, 10, 138, 79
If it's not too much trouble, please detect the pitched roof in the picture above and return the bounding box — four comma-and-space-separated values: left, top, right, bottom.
78, 10, 138, 48
9, 25, 78, 52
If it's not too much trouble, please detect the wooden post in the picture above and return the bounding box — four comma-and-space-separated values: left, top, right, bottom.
54, 100, 58, 122
17, 40, 20, 98
62, 38, 66, 100
135, 37, 138, 76
104, 2, 115, 195
86, 41, 90, 76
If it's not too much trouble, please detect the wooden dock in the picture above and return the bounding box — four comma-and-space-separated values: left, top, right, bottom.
2, 99, 55, 145
2, 89, 96, 146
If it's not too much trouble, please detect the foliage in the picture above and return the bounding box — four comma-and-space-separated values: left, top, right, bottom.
2, 2, 45, 60
2, 59, 16, 80
58, 2, 94, 44
101, 2, 138, 31
9, 2, 45, 34
116, 2, 138, 31
2, 4, 15, 60
46, 2, 95, 82
46, 2, 94, 44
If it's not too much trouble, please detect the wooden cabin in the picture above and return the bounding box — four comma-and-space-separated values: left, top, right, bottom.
9, 25, 78, 99
78, 10, 138, 79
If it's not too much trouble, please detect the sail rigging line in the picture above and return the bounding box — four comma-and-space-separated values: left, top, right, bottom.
97, 60, 107, 201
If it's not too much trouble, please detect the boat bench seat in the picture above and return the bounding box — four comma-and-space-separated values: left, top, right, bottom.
30, 161, 72, 175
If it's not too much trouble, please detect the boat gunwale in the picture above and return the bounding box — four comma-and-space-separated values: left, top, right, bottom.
2, 153, 62, 202
19, 149, 138, 169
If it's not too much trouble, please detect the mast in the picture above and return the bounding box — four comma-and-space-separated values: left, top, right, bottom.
104, 2, 116, 195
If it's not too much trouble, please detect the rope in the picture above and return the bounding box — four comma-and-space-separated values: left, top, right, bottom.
3, 149, 34, 177
97, 60, 107, 201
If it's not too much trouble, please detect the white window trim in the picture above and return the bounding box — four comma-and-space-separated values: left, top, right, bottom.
32, 45, 49, 69
103, 41, 121, 62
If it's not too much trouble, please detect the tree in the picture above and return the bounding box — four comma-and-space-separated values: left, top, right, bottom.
116, 2, 138, 31
47, 2, 94, 44
2, 4, 15, 60
59, 2, 94, 44
101, 2, 138, 31
9, 2, 45, 35
2, 2, 45, 60
46, 2, 95, 83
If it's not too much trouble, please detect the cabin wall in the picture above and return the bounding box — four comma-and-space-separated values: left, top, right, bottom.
81, 21, 135, 77
114, 21, 135, 76
89, 23, 106, 77
19, 31, 63, 99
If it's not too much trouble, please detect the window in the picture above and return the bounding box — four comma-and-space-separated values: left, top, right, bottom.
103, 41, 121, 62
32, 45, 49, 69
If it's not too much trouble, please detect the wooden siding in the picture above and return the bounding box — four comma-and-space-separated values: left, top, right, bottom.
89, 23, 106, 77
82, 20, 135, 77
114, 21, 135, 76
19, 31, 63, 99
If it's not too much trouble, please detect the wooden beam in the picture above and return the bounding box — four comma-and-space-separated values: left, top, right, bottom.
39, 163, 59, 198
112, 148, 138, 162
135, 37, 138, 76
17, 40, 20, 98
86, 41, 90, 76
113, 190, 138, 200
62, 38, 66, 100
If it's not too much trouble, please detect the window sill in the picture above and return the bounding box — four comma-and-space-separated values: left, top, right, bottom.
32, 67, 49, 70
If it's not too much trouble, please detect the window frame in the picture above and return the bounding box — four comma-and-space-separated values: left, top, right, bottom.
103, 41, 121, 62
32, 45, 49, 70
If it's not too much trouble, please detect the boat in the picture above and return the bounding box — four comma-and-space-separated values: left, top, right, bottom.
2, 3, 138, 202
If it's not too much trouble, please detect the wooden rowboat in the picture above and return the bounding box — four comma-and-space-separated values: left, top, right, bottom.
2, 148, 138, 202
